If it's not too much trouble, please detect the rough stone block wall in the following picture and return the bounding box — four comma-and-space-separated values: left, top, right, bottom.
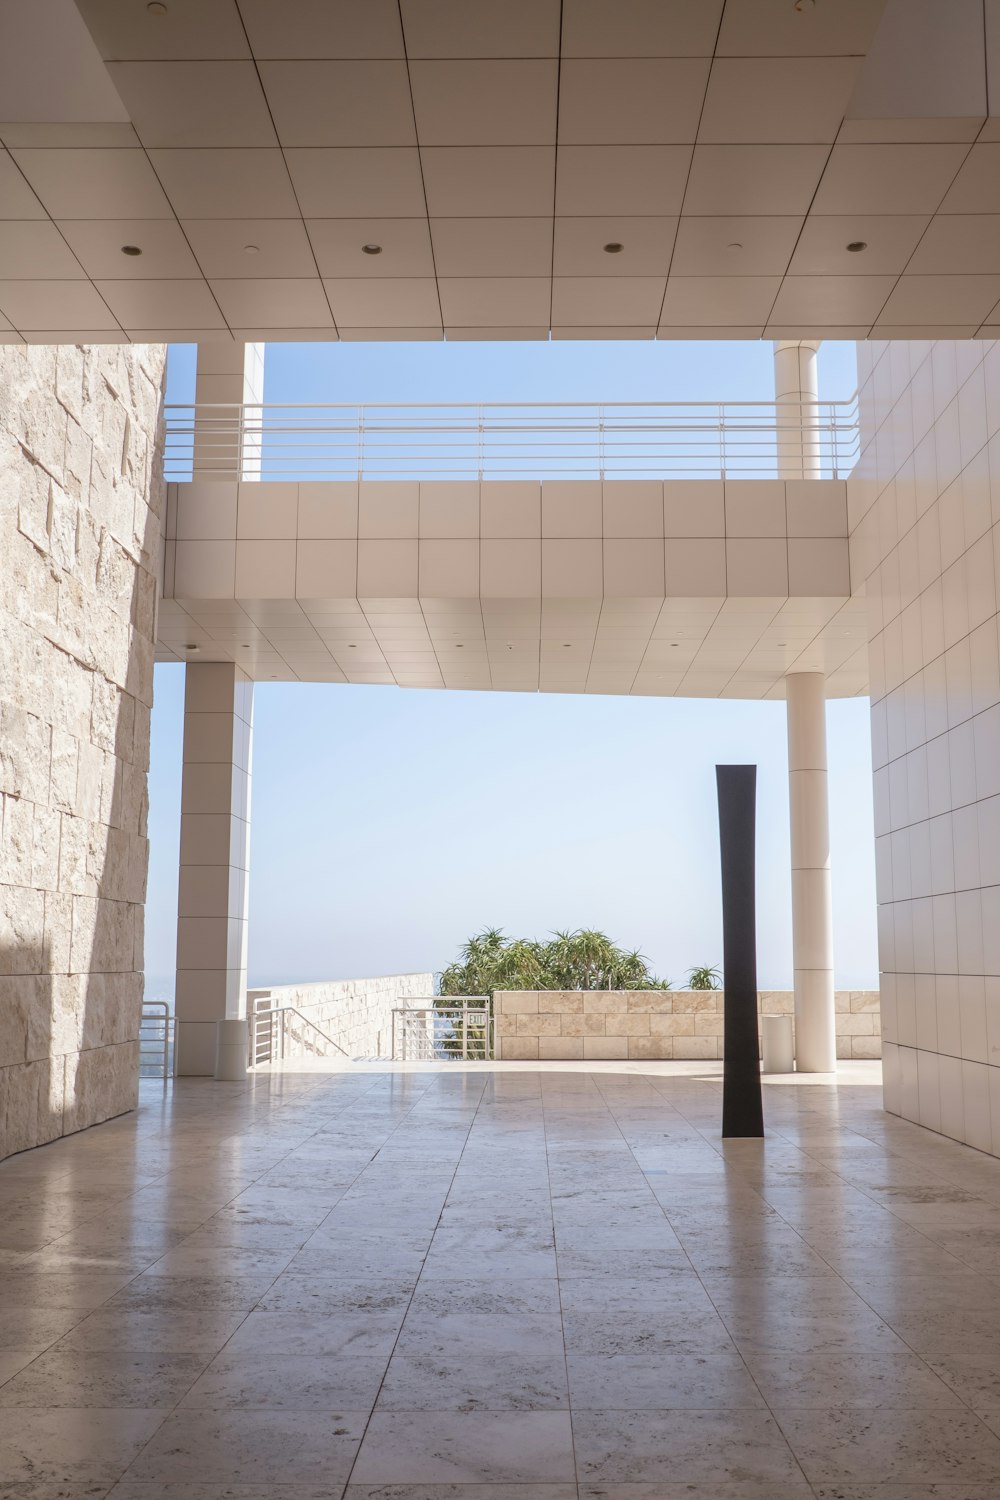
248, 973, 434, 1061
0, 342, 166, 1160
494, 990, 881, 1062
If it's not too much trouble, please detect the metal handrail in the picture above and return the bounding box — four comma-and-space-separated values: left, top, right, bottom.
249, 1003, 351, 1066
140, 1001, 173, 1079
164, 396, 860, 482
391, 997, 493, 1062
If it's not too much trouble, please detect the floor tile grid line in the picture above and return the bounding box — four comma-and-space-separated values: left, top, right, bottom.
715, 1094, 1000, 1276
337, 1072, 490, 1491
541, 1064, 582, 1494
131, 1072, 389, 1242
11, 1068, 1000, 1488
648, 1083, 1000, 1485
83, 1070, 438, 1493
2, 1070, 374, 1247
647, 1080, 1000, 1468
854, 1118, 1000, 1205
583, 1071, 824, 1497
641, 1067, 996, 1218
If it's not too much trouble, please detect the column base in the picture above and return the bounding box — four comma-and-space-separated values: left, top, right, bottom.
793, 968, 837, 1072
174, 1020, 217, 1077
215, 1018, 248, 1081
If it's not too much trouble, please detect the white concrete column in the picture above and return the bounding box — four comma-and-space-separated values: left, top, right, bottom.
174, 663, 253, 1076
194, 341, 265, 479
786, 670, 837, 1073
773, 339, 822, 479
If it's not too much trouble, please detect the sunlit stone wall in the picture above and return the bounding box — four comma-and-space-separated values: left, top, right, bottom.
0, 342, 166, 1159
495, 989, 880, 1061
248, 973, 435, 1061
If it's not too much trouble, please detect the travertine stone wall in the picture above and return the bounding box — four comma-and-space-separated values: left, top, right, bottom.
0, 342, 166, 1160
248, 973, 434, 1061
494, 990, 880, 1062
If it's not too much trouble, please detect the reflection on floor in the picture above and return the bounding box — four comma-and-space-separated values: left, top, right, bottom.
1, 1060, 1000, 1497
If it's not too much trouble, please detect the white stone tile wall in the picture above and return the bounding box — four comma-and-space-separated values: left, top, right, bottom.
0, 342, 167, 1161
165, 477, 850, 603
852, 338, 1000, 1152
494, 990, 880, 1062
248, 973, 434, 1061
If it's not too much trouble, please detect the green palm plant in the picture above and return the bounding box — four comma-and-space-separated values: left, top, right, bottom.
439, 926, 670, 998
687, 965, 722, 991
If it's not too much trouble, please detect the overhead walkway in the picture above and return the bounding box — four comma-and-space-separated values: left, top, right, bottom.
156, 395, 867, 701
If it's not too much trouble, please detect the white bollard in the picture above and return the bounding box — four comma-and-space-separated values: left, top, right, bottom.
215, 1018, 248, 1081
761, 1014, 795, 1073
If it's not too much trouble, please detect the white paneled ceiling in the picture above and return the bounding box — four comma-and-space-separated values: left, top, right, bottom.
3, 0, 1000, 342
156, 593, 870, 701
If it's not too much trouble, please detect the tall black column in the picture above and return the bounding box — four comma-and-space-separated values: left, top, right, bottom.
716, 764, 764, 1138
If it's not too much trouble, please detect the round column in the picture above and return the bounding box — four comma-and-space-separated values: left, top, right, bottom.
773, 339, 821, 479
786, 670, 837, 1072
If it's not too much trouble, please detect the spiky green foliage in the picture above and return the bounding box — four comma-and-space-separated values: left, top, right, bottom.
687, 965, 722, 991
438, 927, 671, 998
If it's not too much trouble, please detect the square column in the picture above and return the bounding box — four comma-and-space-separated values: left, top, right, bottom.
175, 663, 253, 1076
194, 341, 264, 479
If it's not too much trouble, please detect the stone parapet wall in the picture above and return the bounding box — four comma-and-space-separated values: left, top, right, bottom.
1, 342, 167, 1161
248, 973, 434, 1061
494, 989, 881, 1062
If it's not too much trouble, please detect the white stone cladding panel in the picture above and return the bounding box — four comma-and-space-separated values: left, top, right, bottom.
164, 478, 851, 600
0, 341, 167, 1161
853, 336, 1000, 1153
493, 990, 880, 1061
248, 973, 434, 1061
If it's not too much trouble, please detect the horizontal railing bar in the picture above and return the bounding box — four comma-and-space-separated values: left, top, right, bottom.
163, 419, 858, 431
163, 396, 859, 483
166, 396, 858, 410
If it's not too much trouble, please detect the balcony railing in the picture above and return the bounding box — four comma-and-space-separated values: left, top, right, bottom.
139, 1001, 174, 1080
163, 398, 859, 483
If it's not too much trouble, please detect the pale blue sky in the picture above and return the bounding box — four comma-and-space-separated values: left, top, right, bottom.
147, 339, 876, 994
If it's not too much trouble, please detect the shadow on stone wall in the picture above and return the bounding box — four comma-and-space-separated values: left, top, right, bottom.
1, 341, 167, 1162
0, 941, 57, 1156
70, 347, 166, 1148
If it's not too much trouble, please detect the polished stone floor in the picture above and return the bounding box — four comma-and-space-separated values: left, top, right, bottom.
2, 1060, 1000, 1499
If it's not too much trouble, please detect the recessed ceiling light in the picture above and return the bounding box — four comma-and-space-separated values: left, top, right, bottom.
563, 642, 572, 647
846, 240, 867, 253
347, 643, 356, 648
794, 0, 816, 11
147, 1, 168, 13
362, 243, 383, 255
121, 245, 142, 256
455, 643, 464, 648
603, 242, 624, 254
727, 242, 743, 251
243, 244, 259, 255
184, 643, 200, 652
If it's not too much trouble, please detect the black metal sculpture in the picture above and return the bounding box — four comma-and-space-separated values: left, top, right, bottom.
716, 764, 764, 1138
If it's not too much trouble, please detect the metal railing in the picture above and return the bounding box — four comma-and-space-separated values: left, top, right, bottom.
163, 398, 860, 482
249, 1000, 352, 1067
392, 999, 493, 1061
140, 1001, 174, 1079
